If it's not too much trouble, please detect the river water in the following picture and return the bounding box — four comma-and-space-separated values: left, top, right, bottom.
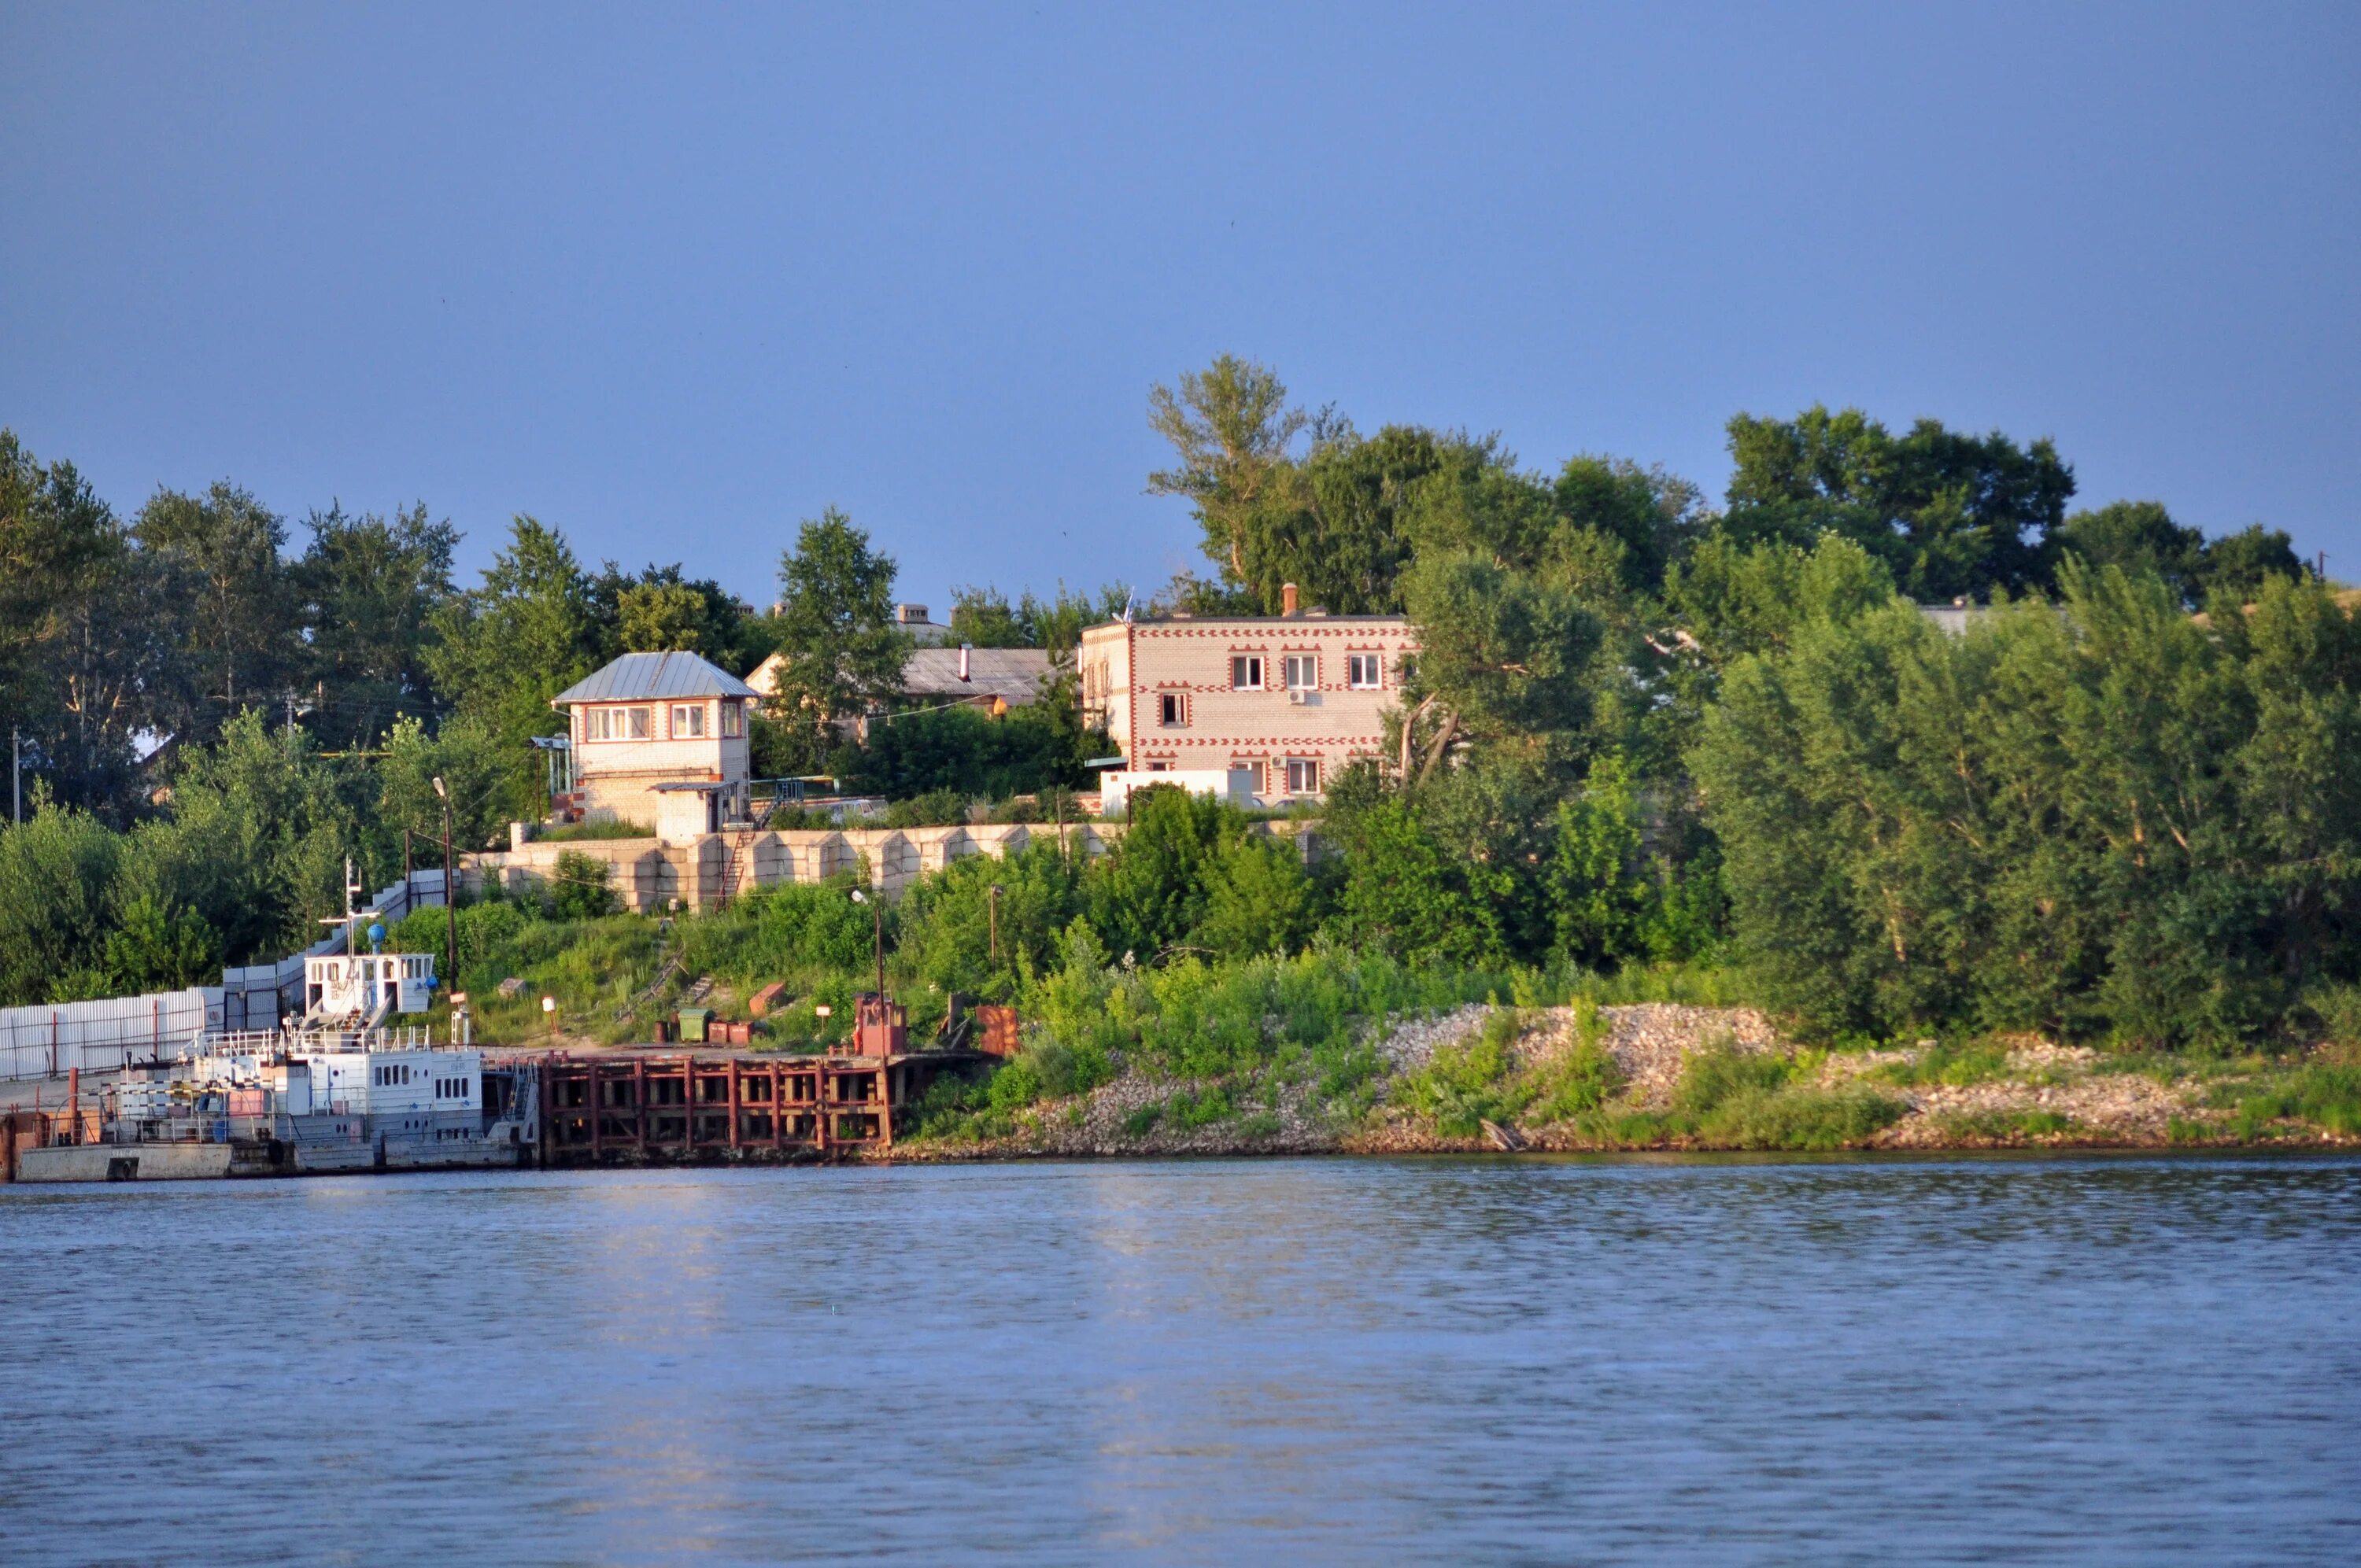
2, 1154, 2355, 1565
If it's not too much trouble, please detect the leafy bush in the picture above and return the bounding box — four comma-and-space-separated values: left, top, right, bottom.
1668, 1040, 1901, 1149
549, 850, 620, 919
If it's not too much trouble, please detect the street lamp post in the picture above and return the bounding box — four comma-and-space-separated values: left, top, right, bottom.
851, 888, 885, 1006
988, 883, 1003, 965
431, 777, 457, 994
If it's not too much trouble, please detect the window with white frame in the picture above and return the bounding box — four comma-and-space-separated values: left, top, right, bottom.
1242, 759, 1269, 795
1158, 692, 1189, 726
1230, 655, 1265, 691
1286, 758, 1321, 794
585, 706, 652, 740
719, 700, 743, 737
1283, 655, 1317, 690
672, 703, 707, 738
1347, 653, 1383, 689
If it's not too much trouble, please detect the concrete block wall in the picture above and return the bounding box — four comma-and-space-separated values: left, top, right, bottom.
468, 821, 1144, 913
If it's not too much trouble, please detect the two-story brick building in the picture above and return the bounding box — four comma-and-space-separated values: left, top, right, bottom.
1078, 590, 1418, 802
550, 651, 757, 835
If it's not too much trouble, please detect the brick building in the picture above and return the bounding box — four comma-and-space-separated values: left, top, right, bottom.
1078, 596, 1417, 802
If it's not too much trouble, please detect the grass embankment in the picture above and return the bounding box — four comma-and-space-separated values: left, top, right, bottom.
384, 891, 2361, 1153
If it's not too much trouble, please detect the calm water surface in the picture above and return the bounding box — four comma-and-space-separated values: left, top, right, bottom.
2, 1154, 2355, 1565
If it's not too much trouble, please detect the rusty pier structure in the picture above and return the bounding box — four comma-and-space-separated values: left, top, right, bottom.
534, 996, 987, 1166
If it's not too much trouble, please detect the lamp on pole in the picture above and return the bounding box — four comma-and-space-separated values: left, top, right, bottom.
851, 887, 885, 1007
432, 777, 457, 994
988, 883, 1004, 965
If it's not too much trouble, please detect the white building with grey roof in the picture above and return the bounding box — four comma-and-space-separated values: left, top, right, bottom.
550, 651, 758, 836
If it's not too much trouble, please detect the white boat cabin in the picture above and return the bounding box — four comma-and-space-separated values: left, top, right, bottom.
306, 952, 435, 1020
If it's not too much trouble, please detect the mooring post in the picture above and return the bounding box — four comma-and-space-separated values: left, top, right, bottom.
634, 1057, 648, 1153
726, 1058, 741, 1152
588, 1061, 602, 1159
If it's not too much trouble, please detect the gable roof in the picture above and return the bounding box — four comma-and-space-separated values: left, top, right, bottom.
552, 651, 758, 706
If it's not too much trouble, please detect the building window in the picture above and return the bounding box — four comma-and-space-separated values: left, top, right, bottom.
1347, 653, 1382, 689
1242, 759, 1269, 795
719, 700, 742, 738
1287, 758, 1321, 794
1284, 655, 1317, 691
585, 706, 651, 741
1145, 761, 1169, 773
1158, 692, 1189, 726
672, 703, 707, 738
1231, 655, 1265, 691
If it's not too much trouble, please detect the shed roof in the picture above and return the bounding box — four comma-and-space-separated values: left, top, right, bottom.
552, 651, 758, 706
901, 647, 1055, 703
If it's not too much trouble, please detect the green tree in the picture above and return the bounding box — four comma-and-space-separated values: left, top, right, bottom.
293, 501, 459, 744
125, 710, 375, 965
1197, 832, 1320, 957
379, 714, 508, 855
1392, 548, 1604, 783
1083, 784, 1232, 961
1721, 405, 2075, 602
423, 515, 601, 814
2055, 500, 2204, 603
2193, 523, 2308, 603
0, 798, 124, 1004
764, 510, 910, 765
1147, 355, 1305, 586
135, 480, 301, 743
894, 843, 1083, 996
1549, 749, 1648, 968
1328, 789, 1510, 966
0, 431, 168, 816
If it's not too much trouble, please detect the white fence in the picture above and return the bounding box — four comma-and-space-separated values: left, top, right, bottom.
0, 870, 450, 1084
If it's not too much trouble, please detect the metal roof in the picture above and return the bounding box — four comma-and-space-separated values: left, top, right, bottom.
900, 647, 1055, 703
551, 651, 759, 705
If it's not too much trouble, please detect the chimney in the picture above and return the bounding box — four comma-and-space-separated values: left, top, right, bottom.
958, 644, 972, 682
1281, 581, 1299, 617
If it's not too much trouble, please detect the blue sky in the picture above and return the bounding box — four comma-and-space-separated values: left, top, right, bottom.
4, 2, 2356, 610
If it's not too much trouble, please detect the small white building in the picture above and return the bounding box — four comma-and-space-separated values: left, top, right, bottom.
550, 651, 757, 834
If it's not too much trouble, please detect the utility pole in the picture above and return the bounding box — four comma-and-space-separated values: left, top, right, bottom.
433, 777, 458, 992
10, 725, 19, 825
988, 883, 1003, 965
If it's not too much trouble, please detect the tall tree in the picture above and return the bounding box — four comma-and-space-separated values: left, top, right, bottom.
764, 510, 909, 761
135, 480, 300, 743
2055, 500, 2204, 602
423, 515, 601, 814
1721, 404, 2075, 603
1147, 355, 1306, 585
293, 501, 460, 744
0, 431, 167, 817
589, 562, 767, 673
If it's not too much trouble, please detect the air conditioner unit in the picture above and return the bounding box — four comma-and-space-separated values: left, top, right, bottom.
1287, 689, 1309, 704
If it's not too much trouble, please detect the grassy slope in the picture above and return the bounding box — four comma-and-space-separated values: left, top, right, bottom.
386, 902, 2361, 1153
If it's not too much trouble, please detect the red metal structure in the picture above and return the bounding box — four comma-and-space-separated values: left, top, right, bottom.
534, 1046, 971, 1164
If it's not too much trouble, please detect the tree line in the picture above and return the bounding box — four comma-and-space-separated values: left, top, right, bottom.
4, 360, 2348, 1046
0, 438, 1107, 1003
1143, 356, 2344, 1049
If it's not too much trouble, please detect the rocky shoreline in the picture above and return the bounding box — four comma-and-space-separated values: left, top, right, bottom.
896, 1003, 2359, 1160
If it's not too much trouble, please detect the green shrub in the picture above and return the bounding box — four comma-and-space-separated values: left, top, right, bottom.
1670, 1040, 1900, 1149
549, 851, 619, 919
1399, 1009, 1526, 1136
2232, 1064, 2361, 1138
